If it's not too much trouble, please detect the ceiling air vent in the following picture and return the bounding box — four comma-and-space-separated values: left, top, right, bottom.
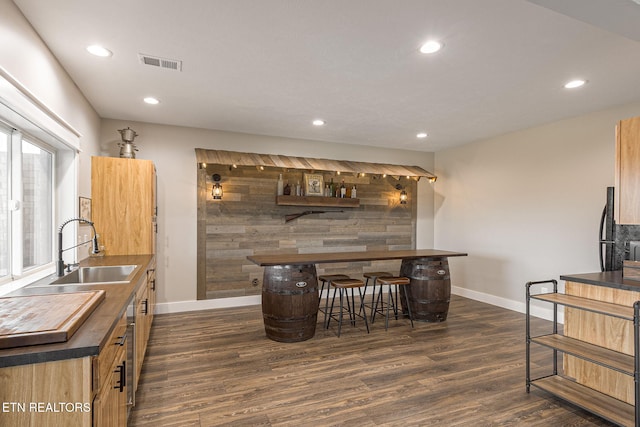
138, 54, 182, 71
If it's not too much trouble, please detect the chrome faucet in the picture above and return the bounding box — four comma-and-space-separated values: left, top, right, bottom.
57, 218, 101, 276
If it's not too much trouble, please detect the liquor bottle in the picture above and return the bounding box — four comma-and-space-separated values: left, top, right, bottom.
283, 181, 291, 195
329, 178, 335, 197
324, 185, 330, 197
351, 185, 357, 198
295, 181, 301, 196
277, 174, 284, 196
340, 180, 346, 198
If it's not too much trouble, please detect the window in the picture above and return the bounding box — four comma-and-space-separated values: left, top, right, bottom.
0, 124, 54, 284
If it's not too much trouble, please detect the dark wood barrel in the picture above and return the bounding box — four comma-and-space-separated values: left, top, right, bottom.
262, 264, 319, 342
400, 257, 450, 322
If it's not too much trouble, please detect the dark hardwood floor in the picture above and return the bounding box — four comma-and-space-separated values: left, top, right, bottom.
129, 295, 616, 426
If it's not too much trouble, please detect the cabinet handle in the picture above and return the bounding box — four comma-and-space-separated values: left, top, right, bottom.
142, 299, 148, 315
150, 279, 156, 291
114, 360, 126, 392
115, 332, 127, 347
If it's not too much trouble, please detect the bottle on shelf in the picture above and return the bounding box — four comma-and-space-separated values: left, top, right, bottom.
277, 174, 284, 196
329, 178, 335, 197
324, 184, 330, 197
283, 181, 291, 195
351, 185, 357, 198
295, 180, 301, 196
340, 180, 346, 198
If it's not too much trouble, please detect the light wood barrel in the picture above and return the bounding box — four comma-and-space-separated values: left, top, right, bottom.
261, 264, 319, 342
400, 257, 450, 322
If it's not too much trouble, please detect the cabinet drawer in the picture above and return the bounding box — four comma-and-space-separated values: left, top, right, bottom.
93, 309, 127, 394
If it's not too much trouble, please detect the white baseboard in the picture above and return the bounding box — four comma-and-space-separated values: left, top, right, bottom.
451, 285, 563, 324
154, 285, 562, 324
154, 295, 261, 314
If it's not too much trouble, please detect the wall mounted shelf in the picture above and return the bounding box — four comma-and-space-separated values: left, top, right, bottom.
276, 195, 360, 208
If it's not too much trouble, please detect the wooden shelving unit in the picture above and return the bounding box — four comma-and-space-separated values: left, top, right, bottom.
276, 195, 360, 208
526, 282, 639, 427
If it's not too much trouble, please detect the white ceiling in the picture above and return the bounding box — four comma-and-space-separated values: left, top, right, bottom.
12, 0, 640, 152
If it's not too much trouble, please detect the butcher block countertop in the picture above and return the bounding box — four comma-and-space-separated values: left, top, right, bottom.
0, 254, 154, 368
247, 249, 467, 266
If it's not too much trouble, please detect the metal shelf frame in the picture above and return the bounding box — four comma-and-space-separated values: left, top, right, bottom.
525, 279, 640, 427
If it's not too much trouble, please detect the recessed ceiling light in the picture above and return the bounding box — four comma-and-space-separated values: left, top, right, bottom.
564, 79, 587, 89
416, 132, 428, 139
312, 119, 325, 126
86, 45, 112, 57
143, 97, 160, 105
419, 40, 443, 54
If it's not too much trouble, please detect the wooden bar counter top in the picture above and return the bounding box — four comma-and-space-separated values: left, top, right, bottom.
248, 249, 467, 342
247, 249, 467, 266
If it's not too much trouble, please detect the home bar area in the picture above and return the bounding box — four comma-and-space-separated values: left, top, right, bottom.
195, 148, 465, 338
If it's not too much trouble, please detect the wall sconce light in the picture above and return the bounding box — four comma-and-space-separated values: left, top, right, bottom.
212, 174, 223, 200
428, 176, 437, 183
400, 190, 408, 204
395, 183, 408, 204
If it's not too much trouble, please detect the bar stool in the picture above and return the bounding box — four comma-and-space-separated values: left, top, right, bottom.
327, 278, 370, 337
361, 271, 393, 321
372, 277, 414, 330
318, 274, 351, 327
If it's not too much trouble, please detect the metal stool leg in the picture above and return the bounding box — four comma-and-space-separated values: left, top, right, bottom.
358, 287, 370, 333
327, 287, 338, 329
337, 288, 344, 337
402, 285, 414, 328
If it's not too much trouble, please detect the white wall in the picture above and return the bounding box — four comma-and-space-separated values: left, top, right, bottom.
0, 0, 101, 292
99, 120, 435, 310
434, 102, 640, 315
0, 0, 102, 178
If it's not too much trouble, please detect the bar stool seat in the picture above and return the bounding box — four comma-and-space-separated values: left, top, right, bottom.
318, 274, 351, 302
327, 278, 370, 337
318, 274, 351, 327
373, 277, 414, 330
362, 271, 393, 320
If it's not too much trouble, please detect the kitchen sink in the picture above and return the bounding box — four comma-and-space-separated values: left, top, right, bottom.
51, 265, 138, 285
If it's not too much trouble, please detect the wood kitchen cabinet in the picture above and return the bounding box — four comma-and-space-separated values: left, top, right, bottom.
135, 281, 149, 391
93, 309, 128, 427
91, 156, 157, 255
615, 115, 640, 225
134, 260, 156, 392
0, 312, 127, 427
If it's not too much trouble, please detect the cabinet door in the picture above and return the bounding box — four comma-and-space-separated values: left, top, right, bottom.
93, 345, 127, 427
615, 116, 640, 224
135, 283, 150, 392
147, 260, 156, 327
91, 157, 156, 255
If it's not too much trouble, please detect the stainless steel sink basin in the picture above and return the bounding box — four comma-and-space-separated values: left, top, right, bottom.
51, 265, 138, 285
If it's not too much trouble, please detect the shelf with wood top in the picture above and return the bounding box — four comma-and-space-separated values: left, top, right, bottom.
531, 376, 634, 427
526, 282, 640, 427
276, 195, 360, 208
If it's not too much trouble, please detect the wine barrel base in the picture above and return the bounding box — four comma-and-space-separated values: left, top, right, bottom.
263, 315, 317, 342
412, 310, 449, 323
400, 257, 451, 323
262, 264, 319, 342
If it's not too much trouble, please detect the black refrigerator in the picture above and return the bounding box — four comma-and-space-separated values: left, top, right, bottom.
599, 186, 640, 271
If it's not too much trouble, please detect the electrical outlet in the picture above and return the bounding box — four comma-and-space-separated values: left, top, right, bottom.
541, 286, 549, 294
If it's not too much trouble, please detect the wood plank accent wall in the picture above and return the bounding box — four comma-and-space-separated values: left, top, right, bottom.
197, 165, 417, 299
